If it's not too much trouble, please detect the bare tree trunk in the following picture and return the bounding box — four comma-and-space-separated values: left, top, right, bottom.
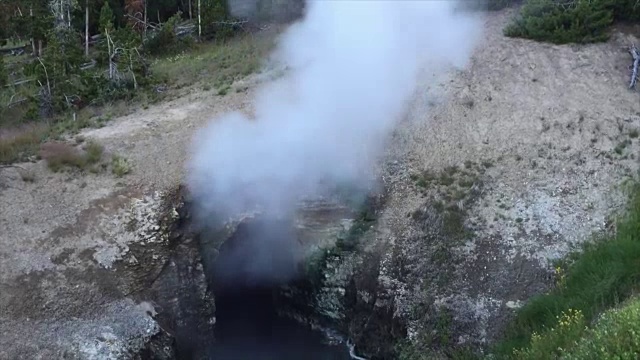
129, 51, 137, 89
157, 10, 160, 23
30, 6, 35, 56
106, 29, 113, 80
85, 0, 89, 57
198, 0, 202, 39
67, 1, 71, 28
38, 40, 43, 57
189, 0, 193, 19
143, 0, 148, 38
630, 44, 640, 89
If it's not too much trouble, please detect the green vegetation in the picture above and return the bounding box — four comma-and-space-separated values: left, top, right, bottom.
493, 184, 640, 358
505, 0, 640, 44
0, 124, 49, 163
411, 162, 484, 242
151, 33, 274, 91
0, 0, 270, 165
305, 200, 378, 288
111, 154, 131, 177
564, 298, 640, 359
335, 207, 376, 252
509, 299, 640, 360
487, 0, 519, 11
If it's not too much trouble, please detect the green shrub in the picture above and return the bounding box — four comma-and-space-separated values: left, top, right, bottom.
111, 154, 131, 177
564, 298, 640, 360
511, 309, 587, 359
510, 299, 640, 359
201, 0, 237, 40
487, 0, 519, 11
144, 12, 192, 56
493, 183, 640, 357
505, 0, 614, 44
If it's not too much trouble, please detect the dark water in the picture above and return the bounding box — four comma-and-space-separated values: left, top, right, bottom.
203, 218, 353, 360
207, 284, 352, 360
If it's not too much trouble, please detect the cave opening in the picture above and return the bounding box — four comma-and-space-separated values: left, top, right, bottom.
203, 217, 352, 360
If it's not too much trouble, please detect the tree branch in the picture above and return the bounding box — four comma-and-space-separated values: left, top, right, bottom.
629, 44, 639, 89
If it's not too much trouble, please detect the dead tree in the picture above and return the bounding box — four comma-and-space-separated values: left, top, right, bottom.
629, 44, 640, 89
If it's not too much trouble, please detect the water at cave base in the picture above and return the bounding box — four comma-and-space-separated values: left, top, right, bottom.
200, 218, 354, 360
206, 284, 352, 360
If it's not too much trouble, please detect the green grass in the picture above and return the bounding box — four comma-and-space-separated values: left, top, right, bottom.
564, 298, 640, 359
151, 32, 276, 90
493, 184, 640, 358
510, 298, 640, 360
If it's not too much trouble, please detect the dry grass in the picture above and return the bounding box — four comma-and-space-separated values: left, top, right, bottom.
84, 141, 104, 164
39, 140, 104, 172
0, 124, 49, 164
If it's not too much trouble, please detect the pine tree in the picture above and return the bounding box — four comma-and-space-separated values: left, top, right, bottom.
200, 0, 233, 39
99, 0, 114, 34
24, 0, 54, 56
505, 0, 614, 44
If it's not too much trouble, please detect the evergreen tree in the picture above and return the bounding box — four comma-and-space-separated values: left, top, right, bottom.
24, 0, 54, 55
505, 0, 614, 44
201, 0, 234, 39
99, 0, 115, 34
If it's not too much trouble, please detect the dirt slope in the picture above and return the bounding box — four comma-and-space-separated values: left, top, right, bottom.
374, 8, 640, 350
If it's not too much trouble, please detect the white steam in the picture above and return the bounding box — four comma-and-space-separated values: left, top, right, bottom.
188, 1, 481, 220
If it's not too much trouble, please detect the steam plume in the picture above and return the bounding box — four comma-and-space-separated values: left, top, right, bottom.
187, 1, 481, 222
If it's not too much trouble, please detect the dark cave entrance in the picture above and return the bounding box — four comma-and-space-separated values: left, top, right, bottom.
203, 218, 352, 360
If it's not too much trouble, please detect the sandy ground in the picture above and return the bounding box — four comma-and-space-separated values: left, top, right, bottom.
1, 7, 640, 357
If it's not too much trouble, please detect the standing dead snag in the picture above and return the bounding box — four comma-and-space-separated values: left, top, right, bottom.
629, 44, 640, 89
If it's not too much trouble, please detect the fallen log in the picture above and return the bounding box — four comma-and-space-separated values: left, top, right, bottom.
0, 44, 29, 55
629, 44, 640, 89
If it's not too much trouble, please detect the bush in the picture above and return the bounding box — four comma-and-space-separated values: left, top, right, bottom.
511, 309, 587, 359
565, 298, 640, 360
493, 183, 640, 357
144, 12, 192, 55
201, 0, 238, 40
40, 142, 87, 172
111, 154, 131, 177
487, 0, 519, 11
505, 0, 614, 44
39, 140, 103, 172
510, 300, 640, 359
